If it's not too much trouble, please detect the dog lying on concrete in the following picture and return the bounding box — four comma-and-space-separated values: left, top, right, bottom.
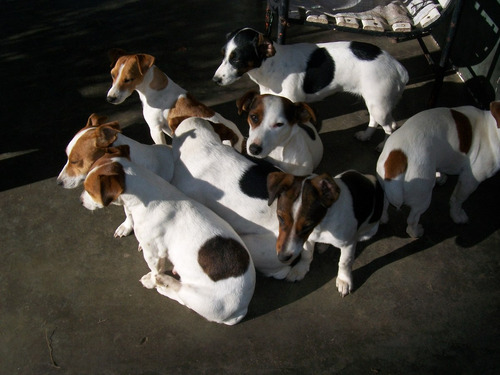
81, 147, 256, 325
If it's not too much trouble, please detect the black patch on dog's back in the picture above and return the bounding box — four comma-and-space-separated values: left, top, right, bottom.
349, 41, 382, 61
303, 48, 334, 94
340, 171, 377, 229
298, 123, 317, 141
198, 236, 250, 281
239, 157, 279, 200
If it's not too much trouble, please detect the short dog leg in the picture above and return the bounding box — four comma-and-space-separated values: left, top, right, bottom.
449, 173, 479, 224
354, 116, 378, 142
154, 274, 185, 305
336, 244, 356, 297
286, 240, 315, 282
114, 206, 134, 238
140, 271, 156, 289
150, 128, 167, 145
406, 207, 426, 238
380, 197, 389, 224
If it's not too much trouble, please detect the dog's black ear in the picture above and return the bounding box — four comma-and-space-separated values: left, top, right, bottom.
108, 48, 128, 68
310, 173, 340, 208
267, 172, 295, 206
257, 33, 275, 58
236, 91, 259, 115
491, 101, 500, 129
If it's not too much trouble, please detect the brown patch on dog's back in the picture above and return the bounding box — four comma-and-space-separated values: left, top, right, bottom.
167, 93, 216, 132
451, 109, 473, 154
149, 66, 169, 90
384, 149, 407, 180
198, 236, 250, 282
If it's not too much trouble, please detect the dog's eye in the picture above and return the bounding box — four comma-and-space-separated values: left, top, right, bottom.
277, 214, 285, 226
250, 114, 259, 123
70, 159, 80, 165
111, 73, 116, 80
298, 223, 315, 236
274, 122, 284, 128
124, 78, 134, 83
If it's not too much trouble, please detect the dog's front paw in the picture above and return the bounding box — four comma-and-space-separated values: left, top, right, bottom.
140, 272, 156, 289
450, 207, 469, 224
354, 130, 371, 142
406, 223, 424, 238
336, 276, 352, 297
114, 221, 133, 238
286, 263, 309, 282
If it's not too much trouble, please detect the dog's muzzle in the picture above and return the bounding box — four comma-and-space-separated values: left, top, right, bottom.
106, 95, 119, 104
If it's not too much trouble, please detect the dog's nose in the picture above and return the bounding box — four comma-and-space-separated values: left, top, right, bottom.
278, 251, 293, 263
212, 75, 222, 85
249, 143, 262, 155
106, 96, 117, 103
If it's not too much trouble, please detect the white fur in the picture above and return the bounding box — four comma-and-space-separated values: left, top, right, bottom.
245, 94, 323, 176
58, 129, 174, 238
214, 28, 408, 149
171, 117, 313, 281
277, 172, 382, 297
81, 157, 256, 325
107, 58, 244, 151
377, 102, 500, 238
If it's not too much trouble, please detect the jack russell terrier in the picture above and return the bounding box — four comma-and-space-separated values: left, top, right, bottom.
377, 101, 500, 238
171, 117, 314, 281
58, 113, 174, 238
236, 91, 323, 176
267, 170, 385, 297
81, 147, 256, 325
213, 28, 409, 148
106, 48, 244, 151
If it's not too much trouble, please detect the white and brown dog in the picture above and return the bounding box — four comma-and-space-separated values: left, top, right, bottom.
377, 101, 500, 238
214, 28, 408, 148
106, 49, 244, 151
236, 91, 323, 176
81, 148, 256, 325
57, 113, 174, 238
267, 170, 385, 296
171, 117, 314, 281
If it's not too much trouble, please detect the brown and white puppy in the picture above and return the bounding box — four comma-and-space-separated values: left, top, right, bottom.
237, 91, 323, 175
267, 170, 385, 296
377, 101, 500, 238
58, 113, 174, 237
106, 49, 244, 151
81, 149, 256, 325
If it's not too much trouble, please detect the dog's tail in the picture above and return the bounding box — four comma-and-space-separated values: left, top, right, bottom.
377, 149, 407, 209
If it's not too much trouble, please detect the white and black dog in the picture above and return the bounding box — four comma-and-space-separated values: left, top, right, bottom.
214, 28, 408, 148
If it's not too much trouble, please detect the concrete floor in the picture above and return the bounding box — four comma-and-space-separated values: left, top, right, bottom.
1, 1, 499, 374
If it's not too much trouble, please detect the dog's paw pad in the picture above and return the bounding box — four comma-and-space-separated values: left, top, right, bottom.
114, 222, 133, 238
336, 277, 352, 297
140, 273, 156, 289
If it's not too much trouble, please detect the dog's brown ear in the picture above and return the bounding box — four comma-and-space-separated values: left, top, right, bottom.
84, 162, 124, 207
257, 33, 276, 58
86, 113, 108, 128
236, 91, 259, 115
107, 145, 130, 159
490, 101, 500, 128
267, 172, 295, 206
135, 54, 155, 76
310, 173, 340, 208
95, 124, 121, 148
296, 103, 317, 125
108, 48, 128, 68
